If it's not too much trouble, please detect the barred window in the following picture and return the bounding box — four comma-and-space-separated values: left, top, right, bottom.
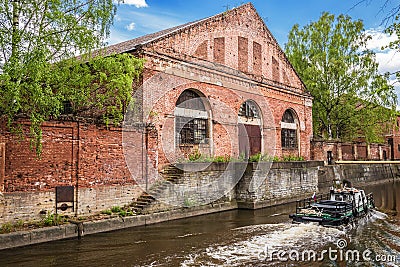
281, 109, 298, 149
176, 117, 208, 144
281, 128, 297, 149
238, 100, 259, 118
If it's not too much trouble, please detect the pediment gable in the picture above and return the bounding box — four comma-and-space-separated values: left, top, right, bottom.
103, 3, 306, 92
143, 3, 305, 92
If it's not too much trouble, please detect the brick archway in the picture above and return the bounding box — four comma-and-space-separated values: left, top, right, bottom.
238, 100, 262, 158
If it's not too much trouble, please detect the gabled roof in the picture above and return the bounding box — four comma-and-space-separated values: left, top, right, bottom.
101, 3, 257, 55
98, 2, 307, 92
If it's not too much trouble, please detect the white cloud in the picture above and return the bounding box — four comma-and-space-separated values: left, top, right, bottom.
365, 28, 397, 51
365, 28, 400, 109
366, 28, 400, 74
127, 10, 183, 32
125, 22, 136, 31
375, 49, 400, 74
105, 29, 132, 45
116, 0, 148, 8
114, 14, 122, 22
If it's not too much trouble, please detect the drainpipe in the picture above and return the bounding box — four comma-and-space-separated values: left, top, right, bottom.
75, 122, 80, 217
145, 126, 148, 192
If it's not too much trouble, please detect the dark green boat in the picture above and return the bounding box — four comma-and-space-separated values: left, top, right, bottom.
289, 187, 375, 226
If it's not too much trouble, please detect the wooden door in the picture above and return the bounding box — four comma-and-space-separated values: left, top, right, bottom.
238, 124, 261, 158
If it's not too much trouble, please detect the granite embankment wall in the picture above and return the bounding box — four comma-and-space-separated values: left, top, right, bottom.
235, 161, 322, 209
1, 162, 399, 250
0, 185, 142, 224
2, 162, 399, 224
318, 163, 400, 193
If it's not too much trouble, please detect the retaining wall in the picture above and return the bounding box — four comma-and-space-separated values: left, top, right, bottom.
1, 161, 400, 250
0, 185, 142, 223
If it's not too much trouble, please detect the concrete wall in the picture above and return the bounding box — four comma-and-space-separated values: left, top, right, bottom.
140, 161, 323, 212
0, 185, 142, 223
235, 161, 322, 209
318, 163, 400, 193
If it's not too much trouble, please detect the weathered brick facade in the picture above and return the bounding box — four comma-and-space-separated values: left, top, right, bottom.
311, 140, 391, 163
131, 3, 313, 170
0, 3, 314, 222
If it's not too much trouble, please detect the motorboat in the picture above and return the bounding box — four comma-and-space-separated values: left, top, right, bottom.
289, 186, 375, 226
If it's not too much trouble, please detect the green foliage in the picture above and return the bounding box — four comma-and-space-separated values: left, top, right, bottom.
42, 213, 64, 226
282, 155, 305, 161
0, 222, 14, 233
102, 206, 133, 217
285, 12, 397, 143
212, 155, 231, 163
188, 149, 202, 161
248, 153, 281, 162
184, 152, 286, 163
0, 0, 143, 155
248, 153, 264, 162
118, 210, 133, 217
111, 206, 122, 213
186, 152, 232, 163
183, 197, 196, 207
101, 209, 112, 215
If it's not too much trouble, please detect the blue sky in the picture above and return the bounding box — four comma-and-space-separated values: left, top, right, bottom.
108, 0, 399, 98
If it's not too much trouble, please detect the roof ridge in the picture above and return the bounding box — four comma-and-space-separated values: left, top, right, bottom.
101, 3, 253, 55
142, 3, 254, 45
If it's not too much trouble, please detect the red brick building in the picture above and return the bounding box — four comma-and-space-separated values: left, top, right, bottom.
0, 3, 313, 221
112, 3, 313, 169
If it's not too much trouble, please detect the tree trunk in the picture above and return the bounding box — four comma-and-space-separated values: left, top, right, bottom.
11, 0, 20, 62
327, 114, 333, 139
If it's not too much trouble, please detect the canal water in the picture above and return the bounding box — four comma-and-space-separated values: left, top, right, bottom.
1, 181, 399, 267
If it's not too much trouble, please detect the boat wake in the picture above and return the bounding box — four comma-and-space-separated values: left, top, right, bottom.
181, 223, 345, 267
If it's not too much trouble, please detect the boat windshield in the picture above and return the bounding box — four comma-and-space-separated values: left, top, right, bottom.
334, 194, 349, 201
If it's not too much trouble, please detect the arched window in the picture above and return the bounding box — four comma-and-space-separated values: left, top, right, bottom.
238, 100, 259, 119
175, 90, 209, 145
176, 90, 205, 111
281, 109, 298, 149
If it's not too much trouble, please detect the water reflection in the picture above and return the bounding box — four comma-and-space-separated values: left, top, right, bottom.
0, 182, 398, 267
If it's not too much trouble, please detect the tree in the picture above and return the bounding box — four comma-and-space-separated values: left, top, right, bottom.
285, 12, 397, 142
385, 6, 400, 81
352, 0, 400, 82
0, 0, 144, 154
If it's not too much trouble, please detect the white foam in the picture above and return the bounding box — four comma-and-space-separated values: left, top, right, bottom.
371, 210, 389, 220
177, 233, 203, 238
181, 223, 344, 266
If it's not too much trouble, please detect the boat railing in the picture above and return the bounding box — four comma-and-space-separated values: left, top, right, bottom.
295, 193, 355, 215
366, 193, 375, 208
295, 193, 330, 213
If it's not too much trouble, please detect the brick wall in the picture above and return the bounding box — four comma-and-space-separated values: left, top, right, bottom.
0, 3, 316, 223
0, 120, 146, 223
143, 56, 312, 165
146, 3, 305, 92
311, 140, 390, 163
136, 3, 312, 163
1, 120, 138, 192
238, 36, 248, 73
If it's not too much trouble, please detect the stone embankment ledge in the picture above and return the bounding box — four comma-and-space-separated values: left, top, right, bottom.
0, 201, 237, 250
1, 161, 399, 250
